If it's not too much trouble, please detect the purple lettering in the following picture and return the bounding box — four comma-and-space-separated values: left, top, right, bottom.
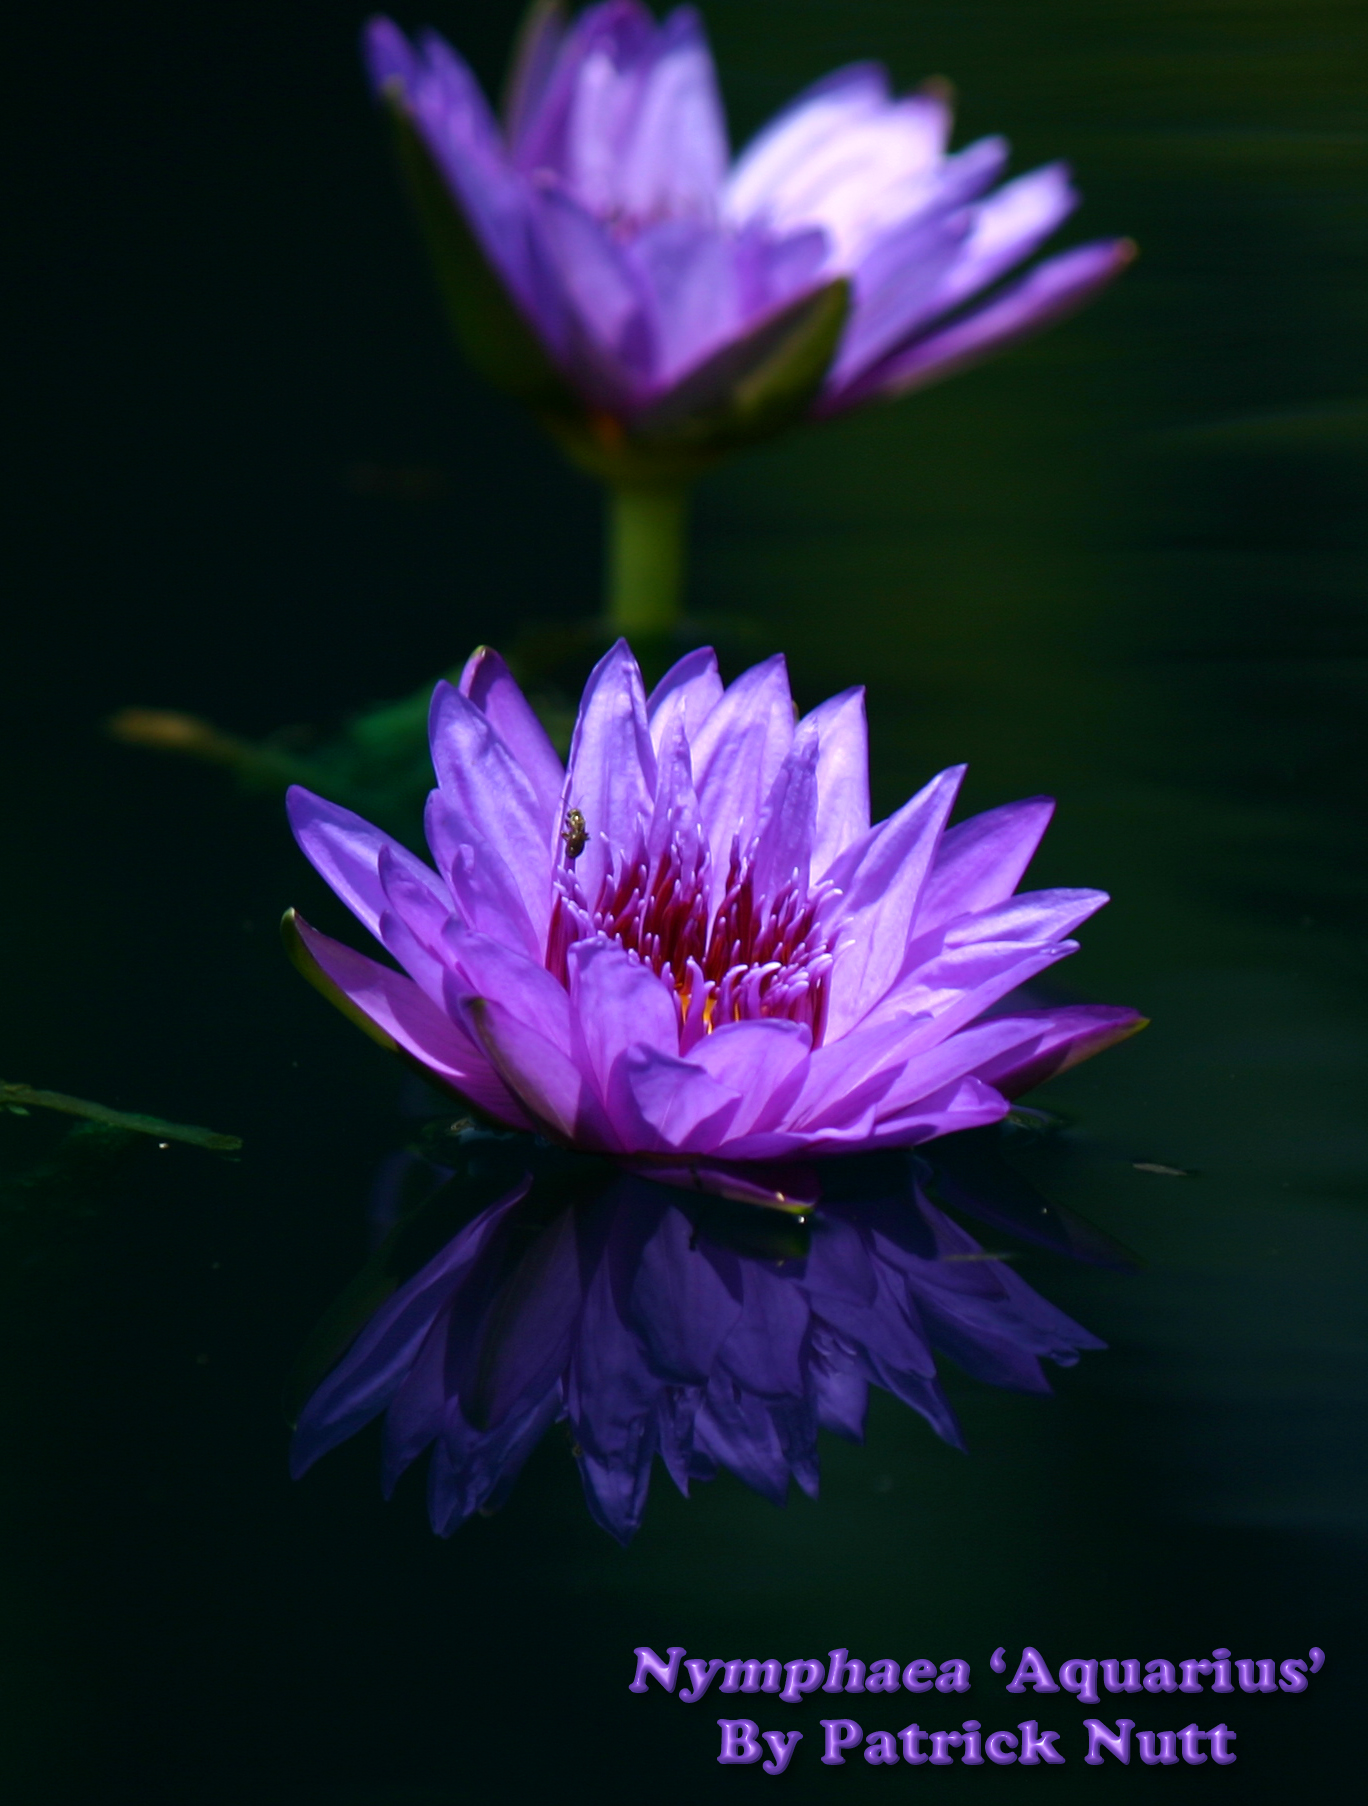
761, 1730, 802, 1776
1060, 1658, 1100, 1705
928, 1731, 962, 1765
1101, 1658, 1142, 1694
819, 1719, 862, 1766
936, 1658, 971, 1693
1006, 1647, 1059, 1694
680, 1658, 725, 1703
1017, 1721, 1065, 1765
1178, 1723, 1208, 1764
1209, 1724, 1237, 1764
629, 1645, 684, 1693
864, 1730, 899, 1766
1137, 1730, 1178, 1765
1083, 1718, 1134, 1765
823, 1649, 866, 1693
897, 1724, 928, 1764
717, 1719, 762, 1765
720, 1657, 782, 1695
780, 1658, 825, 1704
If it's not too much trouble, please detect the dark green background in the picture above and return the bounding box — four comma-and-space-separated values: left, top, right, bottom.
5, 1, 1365, 1799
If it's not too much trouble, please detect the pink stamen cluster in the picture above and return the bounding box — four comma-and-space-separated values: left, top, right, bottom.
546, 815, 838, 1047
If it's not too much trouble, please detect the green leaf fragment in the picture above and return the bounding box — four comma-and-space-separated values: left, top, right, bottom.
0, 1082, 240, 1153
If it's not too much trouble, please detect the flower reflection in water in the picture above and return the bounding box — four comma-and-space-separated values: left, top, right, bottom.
290, 1134, 1108, 1542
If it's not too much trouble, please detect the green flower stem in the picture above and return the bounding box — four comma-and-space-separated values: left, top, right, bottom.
604, 483, 689, 635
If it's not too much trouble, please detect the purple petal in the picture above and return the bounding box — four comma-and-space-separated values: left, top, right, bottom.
374, 847, 454, 1004
290, 916, 529, 1126
382, 27, 573, 358
881, 1197, 1104, 1383
725, 63, 892, 227
461, 992, 612, 1146
820, 764, 965, 1037
427, 1387, 562, 1535
750, 736, 819, 904
969, 1004, 1148, 1099
791, 685, 870, 880
567, 1247, 662, 1542
716, 1262, 810, 1398
512, 2, 658, 186
810, 1332, 869, 1440
683, 1019, 810, 1140
646, 645, 724, 752
457, 646, 565, 830
855, 930, 1094, 1043
831, 238, 1136, 409
563, 639, 658, 905
607, 1044, 742, 1153
826, 208, 972, 389
441, 921, 574, 1054
692, 1382, 794, 1505
865, 1074, 1012, 1146
452, 1205, 587, 1430
611, 6, 728, 224
529, 186, 655, 407
380, 1308, 452, 1495
860, 1008, 1098, 1122
287, 786, 449, 947
428, 681, 556, 946
932, 163, 1079, 313
503, 1, 569, 154
363, 16, 420, 92
291, 1175, 530, 1476
729, 83, 956, 265
915, 797, 1055, 937
942, 888, 1108, 948
689, 654, 795, 903
425, 792, 542, 960
626, 1202, 743, 1382
566, 937, 681, 1095
626, 218, 746, 387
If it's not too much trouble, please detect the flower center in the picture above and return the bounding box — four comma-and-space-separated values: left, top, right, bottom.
546, 816, 837, 1047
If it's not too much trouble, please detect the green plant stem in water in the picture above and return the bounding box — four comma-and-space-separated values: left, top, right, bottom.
604, 484, 689, 636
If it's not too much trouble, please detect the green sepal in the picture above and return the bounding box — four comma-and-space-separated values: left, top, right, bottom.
383, 88, 574, 409
549, 279, 851, 485
686, 1191, 813, 1265
280, 908, 398, 1054
636, 277, 850, 448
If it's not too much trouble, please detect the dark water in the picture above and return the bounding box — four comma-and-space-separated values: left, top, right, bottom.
6, 1, 1366, 1799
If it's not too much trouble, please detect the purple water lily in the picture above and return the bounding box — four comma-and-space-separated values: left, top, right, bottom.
366, 3, 1132, 459
284, 640, 1142, 1194
290, 1149, 1105, 1542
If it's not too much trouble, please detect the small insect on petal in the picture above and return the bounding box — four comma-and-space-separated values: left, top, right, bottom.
561, 807, 588, 861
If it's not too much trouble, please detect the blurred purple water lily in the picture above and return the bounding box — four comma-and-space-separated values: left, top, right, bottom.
284, 640, 1142, 1192
290, 1150, 1104, 1542
366, 3, 1133, 479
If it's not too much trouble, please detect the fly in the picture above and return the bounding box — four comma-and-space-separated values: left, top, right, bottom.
561, 807, 587, 861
